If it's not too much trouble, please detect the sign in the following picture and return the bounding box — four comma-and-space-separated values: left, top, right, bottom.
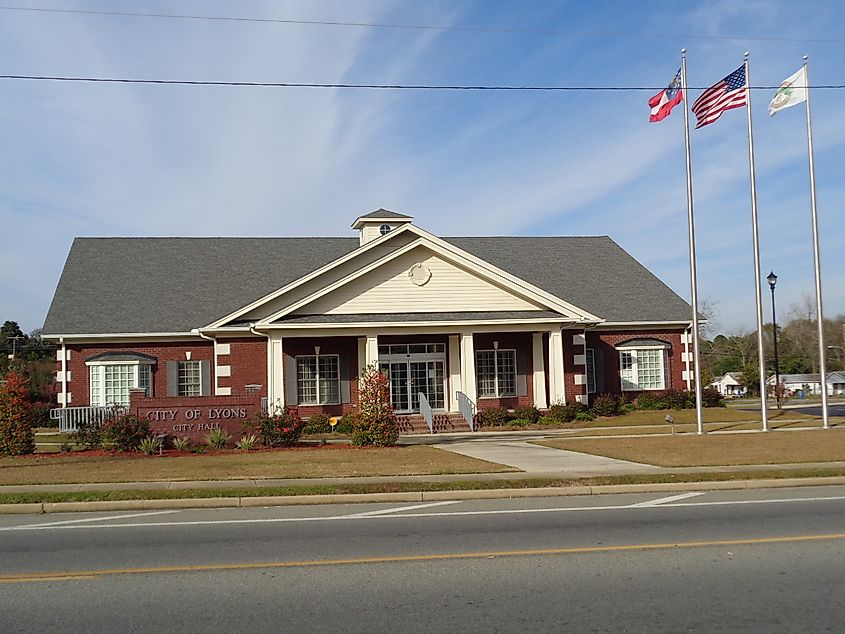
329, 417, 338, 428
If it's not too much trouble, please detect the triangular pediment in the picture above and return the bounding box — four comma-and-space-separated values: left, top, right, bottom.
209, 224, 601, 328
288, 245, 545, 317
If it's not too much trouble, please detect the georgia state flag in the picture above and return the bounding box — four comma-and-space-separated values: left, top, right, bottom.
649, 68, 683, 122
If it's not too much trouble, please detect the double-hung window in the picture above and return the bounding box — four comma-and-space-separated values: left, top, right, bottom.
585, 349, 597, 394
87, 353, 155, 406
475, 349, 516, 398
618, 346, 666, 391
296, 354, 340, 405
177, 361, 202, 397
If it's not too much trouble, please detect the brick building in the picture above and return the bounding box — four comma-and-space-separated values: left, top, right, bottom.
42, 209, 695, 432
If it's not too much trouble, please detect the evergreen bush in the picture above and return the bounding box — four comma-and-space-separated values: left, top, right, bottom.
100, 414, 150, 452
0, 372, 35, 456
247, 407, 303, 447
590, 394, 621, 417
477, 407, 513, 427
547, 401, 586, 423
303, 413, 332, 435
353, 365, 399, 446
512, 406, 541, 424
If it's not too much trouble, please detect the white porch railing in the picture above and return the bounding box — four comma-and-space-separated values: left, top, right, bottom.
49, 406, 128, 433
418, 392, 434, 434
456, 391, 476, 432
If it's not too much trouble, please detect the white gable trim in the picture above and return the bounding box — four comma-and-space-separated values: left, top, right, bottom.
205, 224, 417, 329
257, 236, 596, 325
210, 223, 602, 329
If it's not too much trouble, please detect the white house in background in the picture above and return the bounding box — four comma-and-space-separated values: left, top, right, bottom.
765, 372, 845, 396
711, 372, 745, 397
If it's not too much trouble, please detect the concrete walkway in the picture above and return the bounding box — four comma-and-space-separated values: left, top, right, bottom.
433, 439, 660, 476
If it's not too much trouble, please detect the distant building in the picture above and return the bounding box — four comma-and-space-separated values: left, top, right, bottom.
766, 372, 845, 396
711, 372, 745, 397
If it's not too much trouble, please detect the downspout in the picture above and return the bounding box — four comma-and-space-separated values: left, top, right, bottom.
193, 328, 218, 396
249, 323, 274, 406
60, 337, 67, 408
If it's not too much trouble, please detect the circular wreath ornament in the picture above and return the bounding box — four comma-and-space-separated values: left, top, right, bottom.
408, 263, 432, 286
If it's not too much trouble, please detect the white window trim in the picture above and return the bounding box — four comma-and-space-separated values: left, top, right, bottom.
295, 353, 341, 406
618, 348, 666, 392
86, 360, 153, 406
476, 348, 517, 399
177, 360, 203, 397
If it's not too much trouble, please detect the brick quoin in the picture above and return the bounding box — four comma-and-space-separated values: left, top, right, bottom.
563, 329, 587, 405
216, 337, 267, 395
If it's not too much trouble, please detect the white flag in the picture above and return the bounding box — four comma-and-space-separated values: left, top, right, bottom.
769, 67, 808, 116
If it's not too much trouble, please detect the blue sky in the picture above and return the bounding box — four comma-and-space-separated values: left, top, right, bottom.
2, 0, 844, 336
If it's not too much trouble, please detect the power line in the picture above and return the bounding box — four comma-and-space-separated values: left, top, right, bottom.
1, 75, 843, 91
2, 5, 844, 45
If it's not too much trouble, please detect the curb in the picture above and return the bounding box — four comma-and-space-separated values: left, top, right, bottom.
3, 476, 845, 514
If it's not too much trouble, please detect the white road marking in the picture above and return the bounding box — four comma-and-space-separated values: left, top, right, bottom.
5, 510, 180, 530
630, 492, 706, 507
2, 494, 845, 532
345, 501, 461, 517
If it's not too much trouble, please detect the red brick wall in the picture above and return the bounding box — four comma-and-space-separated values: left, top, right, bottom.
586, 329, 688, 398
130, 391, 262, 442
217, 337, 267, 395
63, 341, 215, 407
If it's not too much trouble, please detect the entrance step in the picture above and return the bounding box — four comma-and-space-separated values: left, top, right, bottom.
396, 412, 472, 434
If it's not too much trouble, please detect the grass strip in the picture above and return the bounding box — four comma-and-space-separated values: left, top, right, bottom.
3, 467, 845, 505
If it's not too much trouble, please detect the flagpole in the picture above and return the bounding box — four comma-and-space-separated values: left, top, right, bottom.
681, 49, 704, 435
744, 52, 769, 431
803, 55, 830, 429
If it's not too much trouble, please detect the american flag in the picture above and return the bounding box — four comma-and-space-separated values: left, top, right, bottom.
692, 65, 747, 128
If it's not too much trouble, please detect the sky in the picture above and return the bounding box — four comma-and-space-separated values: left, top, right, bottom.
2, 0, 844, 337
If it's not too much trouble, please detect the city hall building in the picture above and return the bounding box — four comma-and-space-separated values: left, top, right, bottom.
42, 210, 696, 434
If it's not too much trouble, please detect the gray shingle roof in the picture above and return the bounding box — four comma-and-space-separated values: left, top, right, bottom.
356, 209, 413, 220
42, 234, 691, 335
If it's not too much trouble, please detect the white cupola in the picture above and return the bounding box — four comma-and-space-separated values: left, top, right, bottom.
351, 208, 414, 246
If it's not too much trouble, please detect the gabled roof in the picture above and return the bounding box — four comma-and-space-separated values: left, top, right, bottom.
42, 233, 692, 336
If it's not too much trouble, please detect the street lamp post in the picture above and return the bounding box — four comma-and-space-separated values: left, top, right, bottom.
767, 271, 781, 408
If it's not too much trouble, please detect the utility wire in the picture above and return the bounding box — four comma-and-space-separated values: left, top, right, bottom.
0, 75, 843, 91
2, 5, 844, 44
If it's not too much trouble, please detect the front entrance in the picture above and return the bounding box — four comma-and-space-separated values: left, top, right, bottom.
378, 343, 446, 413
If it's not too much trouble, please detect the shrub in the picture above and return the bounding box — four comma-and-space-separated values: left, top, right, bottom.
353, 365, 399, 446
547, 401, 586, 423
574, 410, 595, 422
662, 388, 695, 410
0, 372, 35, 456
246, 407, 303, 447
335, 413, 357, 435
478, 407, 513, 427
634, 392, 668, 410
205, 428, 231, 449
172, 436, 191, 452
590, 394, 621, 418
303, 413, 332, 435
513, 406, 541, 424
59, 440, 73, 453
28, 401, 53, 428
70, 419, 102, 450
101, 414, 150, 452
701, 386, 725, 408
235, 433, 258, 451
138, 436, 162, 455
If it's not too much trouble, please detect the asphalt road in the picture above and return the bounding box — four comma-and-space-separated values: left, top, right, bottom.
2, 486, 845, 632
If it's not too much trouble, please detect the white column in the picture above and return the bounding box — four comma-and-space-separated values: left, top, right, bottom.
459, 332, 477, 403
448, 334, 461, 412
364, 334, 379, 368
532, 333, 547, 409
548, 329, 565, 404
60, 339, 68, 408
271, 337, 284, 407
357, 337, 367, 376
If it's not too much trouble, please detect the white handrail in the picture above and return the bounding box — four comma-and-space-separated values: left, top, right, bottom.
418, 392, 434, 433
49, 406, 128, 433
456, 391, 475, 432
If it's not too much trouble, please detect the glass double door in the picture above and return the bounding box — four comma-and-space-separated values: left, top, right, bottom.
379, 359, 446, 413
